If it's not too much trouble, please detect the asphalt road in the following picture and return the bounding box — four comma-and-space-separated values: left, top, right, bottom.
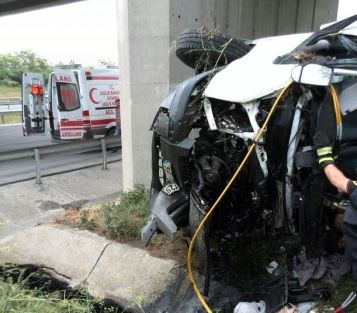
0, 123, 121, 185
0, 123, 55, 152
0, 150, 121, 185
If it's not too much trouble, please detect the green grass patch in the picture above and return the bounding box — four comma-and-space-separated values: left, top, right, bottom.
0, 279, 97, 313
0, 264, 127, 313
0, 84, 21, 124
316, 273, 357, 311
0, 113, 21, 124
80, 184, 150, 240
0, 85, 20, 97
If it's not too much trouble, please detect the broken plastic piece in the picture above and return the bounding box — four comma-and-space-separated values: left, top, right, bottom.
233, 301, 266, 313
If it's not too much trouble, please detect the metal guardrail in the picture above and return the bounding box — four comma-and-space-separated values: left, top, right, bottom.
0, 137, 121, 184
0, 104, 21, 113
0, 98, 21, 123
0, 97, 21, 104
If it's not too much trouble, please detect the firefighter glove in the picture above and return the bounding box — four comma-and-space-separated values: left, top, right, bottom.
313, 131, 334, 168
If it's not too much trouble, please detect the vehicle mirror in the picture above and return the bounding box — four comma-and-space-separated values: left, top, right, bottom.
291, 64, 333, 86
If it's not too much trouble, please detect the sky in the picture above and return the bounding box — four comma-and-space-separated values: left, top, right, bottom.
0, 0, 118, 66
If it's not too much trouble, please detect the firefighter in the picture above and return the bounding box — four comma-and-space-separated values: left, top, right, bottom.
313, 131, 357, 282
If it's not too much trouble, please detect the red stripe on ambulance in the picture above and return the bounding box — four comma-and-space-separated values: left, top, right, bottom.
82, 110, 90, 117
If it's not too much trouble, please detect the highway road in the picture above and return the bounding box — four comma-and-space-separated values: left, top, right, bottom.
0, 123, 55, 152
0, 149, 121, 185
0, 123, 121, 185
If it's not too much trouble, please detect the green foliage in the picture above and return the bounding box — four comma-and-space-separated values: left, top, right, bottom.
0, 85, 20, 97
0, 113, 21, 124
0, 278, 96, 313
0, 50, 52, 86
79, 210, 95, 231
97, 184, 150, 239
317, 273, 357, 312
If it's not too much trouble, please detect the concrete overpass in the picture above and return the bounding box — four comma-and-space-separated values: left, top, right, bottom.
0, 0, 352, 190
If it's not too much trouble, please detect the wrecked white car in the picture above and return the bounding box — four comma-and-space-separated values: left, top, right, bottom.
141, 14, 357, 310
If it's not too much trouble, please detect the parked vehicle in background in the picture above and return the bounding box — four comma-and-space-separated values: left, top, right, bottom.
22, 65, 120, 140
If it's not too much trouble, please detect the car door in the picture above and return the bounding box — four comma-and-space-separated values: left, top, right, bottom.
50, 70, 84, 140
21, 72, 46, 135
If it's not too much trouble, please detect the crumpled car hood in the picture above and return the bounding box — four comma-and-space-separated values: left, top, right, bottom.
204, 33, 310, 103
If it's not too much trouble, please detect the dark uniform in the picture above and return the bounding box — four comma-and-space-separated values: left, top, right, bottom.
343, 182, 357, 280
314, 131, 357, 282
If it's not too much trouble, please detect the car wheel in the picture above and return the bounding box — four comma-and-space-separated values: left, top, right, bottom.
175, 27, 251, 73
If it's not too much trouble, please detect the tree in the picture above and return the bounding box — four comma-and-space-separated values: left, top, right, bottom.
0, 50, 52, 86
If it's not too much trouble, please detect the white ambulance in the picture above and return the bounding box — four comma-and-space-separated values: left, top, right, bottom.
22, 65, 120, 140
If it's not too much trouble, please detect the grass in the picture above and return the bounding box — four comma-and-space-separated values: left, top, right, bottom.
56, 185, 189, 263
0, 265, 128, 313
80, 184, 150, 240
0, 84, 21, 124
316, 273, 357, 311
0, 85, 20, 97
0, 278, 97, 313
0, 113, 21, 124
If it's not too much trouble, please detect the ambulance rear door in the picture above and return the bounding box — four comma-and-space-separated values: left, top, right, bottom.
50, 70, 84, 140
21, 72, 46, 135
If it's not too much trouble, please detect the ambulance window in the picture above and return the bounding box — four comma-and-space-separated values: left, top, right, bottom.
56, 82, 80, 111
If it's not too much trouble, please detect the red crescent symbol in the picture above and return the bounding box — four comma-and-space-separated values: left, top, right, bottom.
89, 88, 100, 104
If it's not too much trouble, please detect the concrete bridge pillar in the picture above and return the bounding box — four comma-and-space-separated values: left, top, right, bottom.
117, 0, 223, 190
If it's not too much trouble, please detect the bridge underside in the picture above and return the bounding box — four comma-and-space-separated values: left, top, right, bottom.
0, 0, 82, 16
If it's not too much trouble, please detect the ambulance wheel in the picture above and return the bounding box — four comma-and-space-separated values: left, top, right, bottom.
106, 127, 116, 137
175, 27, 251, 73
106, 127, 119, 153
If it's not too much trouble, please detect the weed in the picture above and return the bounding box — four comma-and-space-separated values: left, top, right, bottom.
0, 85, 20, 97
80, 209, 95, 231
96, 184, 150, 240
0, 278, 96, 313
56, 185, 150, 241
0, 265, 126, 313
0, 113, 21, 124
316, 273, 357, 311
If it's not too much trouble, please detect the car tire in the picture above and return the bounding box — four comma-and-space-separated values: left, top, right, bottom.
175, 27, 251, 72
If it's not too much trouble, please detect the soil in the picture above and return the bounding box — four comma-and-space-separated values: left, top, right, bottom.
54, 207, 189, 265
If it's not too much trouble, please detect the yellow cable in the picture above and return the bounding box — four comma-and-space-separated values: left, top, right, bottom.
329, 85, 342, 125
187, 81, 293, 313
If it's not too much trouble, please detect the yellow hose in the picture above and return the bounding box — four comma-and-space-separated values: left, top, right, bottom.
329, 85, 342, 125
187, 81, 293, 313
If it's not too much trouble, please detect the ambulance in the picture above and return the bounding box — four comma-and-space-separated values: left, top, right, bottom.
21, 65, 120, 140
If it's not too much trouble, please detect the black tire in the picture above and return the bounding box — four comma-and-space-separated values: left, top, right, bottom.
175, 27, 251, 72
106, 127, 119, 152
106, 127, 116, 137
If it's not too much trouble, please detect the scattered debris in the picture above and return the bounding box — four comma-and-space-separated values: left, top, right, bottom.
234, 300, 266, 313
278, 304, 298, 313
293, 252, 351, 287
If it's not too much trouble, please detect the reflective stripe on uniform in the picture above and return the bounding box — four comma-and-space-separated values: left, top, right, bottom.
318, 156, 334, 164
317, 146, 333, 157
